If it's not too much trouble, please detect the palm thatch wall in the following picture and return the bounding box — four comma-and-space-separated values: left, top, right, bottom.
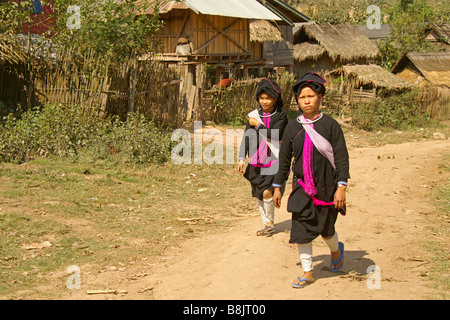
325, 64, 412, 105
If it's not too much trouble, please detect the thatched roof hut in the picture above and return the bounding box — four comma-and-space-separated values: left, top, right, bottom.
425, 24, 450, 47
391, 51, 450, 119
391, 52, 450, 88
250, 20, 284, 43
292, 22, 379, 74
327, 64, 413, 91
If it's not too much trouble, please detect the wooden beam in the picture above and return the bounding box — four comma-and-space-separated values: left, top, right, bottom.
173, 11, 190, 53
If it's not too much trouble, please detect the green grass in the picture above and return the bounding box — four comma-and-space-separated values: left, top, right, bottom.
0, 119, 448, 298
0, 156, 251, 298
424, 155, 450, 299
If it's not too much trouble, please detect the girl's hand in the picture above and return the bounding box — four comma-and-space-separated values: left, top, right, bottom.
237, 161, 245, 174
334, 187, 346, 209
273, 188, 282, 208
248, 117, 260, 127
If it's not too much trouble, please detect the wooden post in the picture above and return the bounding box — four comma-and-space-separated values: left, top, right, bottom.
186, 64, 196, 121
98, 81, 110, 119
216, 66, 222, 85
128, 59, 137, 114
26, 30, 33, 110
243, 66, 249, 78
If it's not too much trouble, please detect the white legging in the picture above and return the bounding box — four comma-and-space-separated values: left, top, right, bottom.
297, 232, 339, 272
258, 198, 274, 225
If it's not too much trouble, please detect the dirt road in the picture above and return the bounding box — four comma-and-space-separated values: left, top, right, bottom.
61, 136, 449, 300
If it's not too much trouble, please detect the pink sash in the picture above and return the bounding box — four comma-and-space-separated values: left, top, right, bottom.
297, 114, 335, 207
249, 113, 277, 168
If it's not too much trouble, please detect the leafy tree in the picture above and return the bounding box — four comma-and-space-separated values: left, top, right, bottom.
52, 0, 163, 63
379, 0, 437, 69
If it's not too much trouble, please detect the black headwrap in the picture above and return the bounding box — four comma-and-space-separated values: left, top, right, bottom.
293, 72, 327, 98
256, 78, 284, 110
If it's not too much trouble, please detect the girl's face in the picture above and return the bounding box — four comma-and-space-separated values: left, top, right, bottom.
296, 86, 322, 118
258, 93, 276, 112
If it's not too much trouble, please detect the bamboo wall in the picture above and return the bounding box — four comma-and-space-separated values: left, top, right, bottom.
0, 49, 184, 126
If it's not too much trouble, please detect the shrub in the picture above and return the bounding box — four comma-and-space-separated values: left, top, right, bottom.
0, 104, 173, 165
105, 113, 174, 165
350, 90, 430, 131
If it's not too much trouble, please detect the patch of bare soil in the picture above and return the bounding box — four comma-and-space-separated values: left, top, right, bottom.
60, 135, 449, 300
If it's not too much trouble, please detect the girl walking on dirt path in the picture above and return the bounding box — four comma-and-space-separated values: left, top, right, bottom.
272, 73, 350, 288
238, 78, 288, 236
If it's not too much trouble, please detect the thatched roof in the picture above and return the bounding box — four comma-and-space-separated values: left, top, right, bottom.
293, 42, 326, 62
428, 24, 450, 44
391, 52, 450, 87
327, 64, 413, 90
357, 24, 391, 40
250, 20, 284, 42
293, 22, 379, 63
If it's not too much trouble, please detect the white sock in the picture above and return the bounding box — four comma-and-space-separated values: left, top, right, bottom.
323, 232, 339, 253
297, 242, 313, 272
263, 198, 274, 225
258, 199, 266, 224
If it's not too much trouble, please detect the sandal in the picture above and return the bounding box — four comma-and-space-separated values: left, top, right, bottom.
292, 277, 314, 288
330, 242, 344, 272
256, 225, 276, 236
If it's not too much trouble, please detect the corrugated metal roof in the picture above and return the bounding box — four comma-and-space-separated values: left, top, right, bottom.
184, 0, 281, 20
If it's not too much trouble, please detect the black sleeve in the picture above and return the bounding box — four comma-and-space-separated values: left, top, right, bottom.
238, 122, 252, 161
272, 121, 294, 187
331, 121, 350, 182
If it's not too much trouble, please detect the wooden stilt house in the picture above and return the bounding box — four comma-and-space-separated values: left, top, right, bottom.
136, 0, 283, 120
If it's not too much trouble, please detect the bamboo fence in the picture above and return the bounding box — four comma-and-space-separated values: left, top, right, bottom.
0, 47, 184, 125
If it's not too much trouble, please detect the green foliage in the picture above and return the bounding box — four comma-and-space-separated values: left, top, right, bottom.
1, 0, 164, 73
0, 104, 173, 165
105, 112, 175, 165
52, 0, 163, 63
350, 90, 430, 131
286, 0, 448, 24
0, 0, 38, 34
378, 0, 437, 68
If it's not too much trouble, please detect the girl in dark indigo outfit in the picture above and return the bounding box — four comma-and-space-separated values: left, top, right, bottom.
273, 73, 350, 288
238, 78, 288, 236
